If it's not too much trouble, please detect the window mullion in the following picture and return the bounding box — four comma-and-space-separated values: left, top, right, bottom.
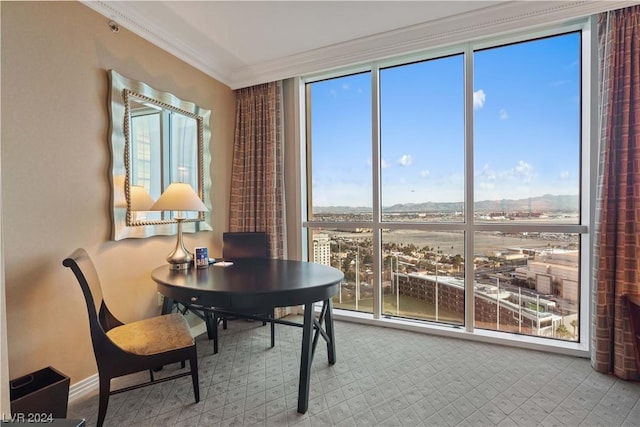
371, 63, 382, 320
464, 43, 475, 333
581, 17, 596, 350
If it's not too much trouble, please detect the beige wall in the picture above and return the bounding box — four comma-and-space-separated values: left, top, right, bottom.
0, 0, 7, 404
1, 1, 235, 386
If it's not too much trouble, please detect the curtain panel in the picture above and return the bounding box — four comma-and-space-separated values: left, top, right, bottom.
229, 81, 286, 260
592, 5, 640, 380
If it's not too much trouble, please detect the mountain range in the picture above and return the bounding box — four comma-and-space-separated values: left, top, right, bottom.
314, 194, 579, 214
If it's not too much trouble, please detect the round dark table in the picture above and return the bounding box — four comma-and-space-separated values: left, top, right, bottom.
152, 258, 344, 413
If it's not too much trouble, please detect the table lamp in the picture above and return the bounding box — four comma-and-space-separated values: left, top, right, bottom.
150, 182, 208, 270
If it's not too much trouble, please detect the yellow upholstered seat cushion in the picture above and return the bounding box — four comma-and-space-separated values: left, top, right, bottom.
106, 313, 194, 356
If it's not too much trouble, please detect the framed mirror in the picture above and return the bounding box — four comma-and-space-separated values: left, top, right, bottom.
109, 69, 212, 240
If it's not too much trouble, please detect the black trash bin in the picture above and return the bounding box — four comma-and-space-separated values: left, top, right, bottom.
10, 366, 70, 418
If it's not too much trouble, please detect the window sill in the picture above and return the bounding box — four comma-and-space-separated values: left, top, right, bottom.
332, 308, 590, 358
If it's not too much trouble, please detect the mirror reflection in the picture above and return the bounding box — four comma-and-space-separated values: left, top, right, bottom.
109, 70, 212, 240
128, 95, 199, 221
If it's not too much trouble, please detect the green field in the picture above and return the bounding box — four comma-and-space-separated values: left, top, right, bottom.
334, 294, 463, 324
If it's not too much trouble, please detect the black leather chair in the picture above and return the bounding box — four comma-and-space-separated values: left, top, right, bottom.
208, 232, 275, 353
223, 231, 270, 259
63, 248, 199, 427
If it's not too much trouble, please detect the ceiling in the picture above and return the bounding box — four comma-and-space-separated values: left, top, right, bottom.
83, 1, 636, 89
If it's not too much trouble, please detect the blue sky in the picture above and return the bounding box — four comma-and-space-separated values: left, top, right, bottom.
310, 32, 581, 208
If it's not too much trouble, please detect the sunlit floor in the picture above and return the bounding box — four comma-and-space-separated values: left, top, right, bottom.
68, 317, 640, 426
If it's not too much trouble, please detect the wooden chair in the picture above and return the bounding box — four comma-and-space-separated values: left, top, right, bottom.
62, 248, 199, 427
624, 294, 640, 373
208, 232, 275, 353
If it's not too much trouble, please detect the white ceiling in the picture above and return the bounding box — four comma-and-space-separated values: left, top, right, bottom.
83, 1, 636, 89
161, 1, 502, 65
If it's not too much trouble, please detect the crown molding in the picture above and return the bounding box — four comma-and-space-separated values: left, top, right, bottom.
81, 0, 637, 90
80, 0, 233, 85
230, 1, 636, 89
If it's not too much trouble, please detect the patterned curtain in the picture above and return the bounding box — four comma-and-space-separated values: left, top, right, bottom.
229, 81, 286, 260
592, 5, 640, 380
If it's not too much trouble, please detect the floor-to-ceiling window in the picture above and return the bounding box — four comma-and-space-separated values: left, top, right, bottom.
303, 23, 590, 348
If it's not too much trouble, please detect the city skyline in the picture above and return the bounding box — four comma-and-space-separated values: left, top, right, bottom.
311, 228, 579, 341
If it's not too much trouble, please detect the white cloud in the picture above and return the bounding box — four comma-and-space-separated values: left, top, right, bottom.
398, 154, 413, 166
512, 160, 535, 183
478, 163, 497, 181
342, 83, 350, 91
474, 89, 486, 109
560, 171, 569, 179
499, 109, 509, 120
381, 159, 390, 169
420, 169, 430, 178
477, 161, 535, 187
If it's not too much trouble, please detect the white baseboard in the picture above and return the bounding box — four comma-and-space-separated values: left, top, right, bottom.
68, 373, 98, 403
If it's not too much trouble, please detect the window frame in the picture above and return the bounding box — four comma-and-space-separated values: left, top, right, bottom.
299, 18, 594, 355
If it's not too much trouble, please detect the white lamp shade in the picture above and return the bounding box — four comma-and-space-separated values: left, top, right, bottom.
150, 182, 208, 212
129, 185, 155, 211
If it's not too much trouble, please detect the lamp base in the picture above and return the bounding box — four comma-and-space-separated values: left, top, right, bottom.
165, 217, 193, 270
169, 262, 191, 271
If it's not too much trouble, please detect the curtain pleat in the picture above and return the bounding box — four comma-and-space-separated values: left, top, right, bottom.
230, 81, 288, 317
229, 81, 286, 259
592, 5, 640, 380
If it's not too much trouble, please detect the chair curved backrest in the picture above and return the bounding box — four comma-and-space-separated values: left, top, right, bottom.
63, 248, 200, 427
63, 248, 102, 324
62, 248, 122, 340
223, 231, 268, 259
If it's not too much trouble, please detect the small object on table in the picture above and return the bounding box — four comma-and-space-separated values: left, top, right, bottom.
214, 261, 233, 267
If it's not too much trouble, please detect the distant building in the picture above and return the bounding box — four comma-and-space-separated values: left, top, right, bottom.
394, 272, 563, 337
313, 233, 331, 266
514, 250, 579, 302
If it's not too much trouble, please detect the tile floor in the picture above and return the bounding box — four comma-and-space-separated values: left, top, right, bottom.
67, 317, 640, 426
